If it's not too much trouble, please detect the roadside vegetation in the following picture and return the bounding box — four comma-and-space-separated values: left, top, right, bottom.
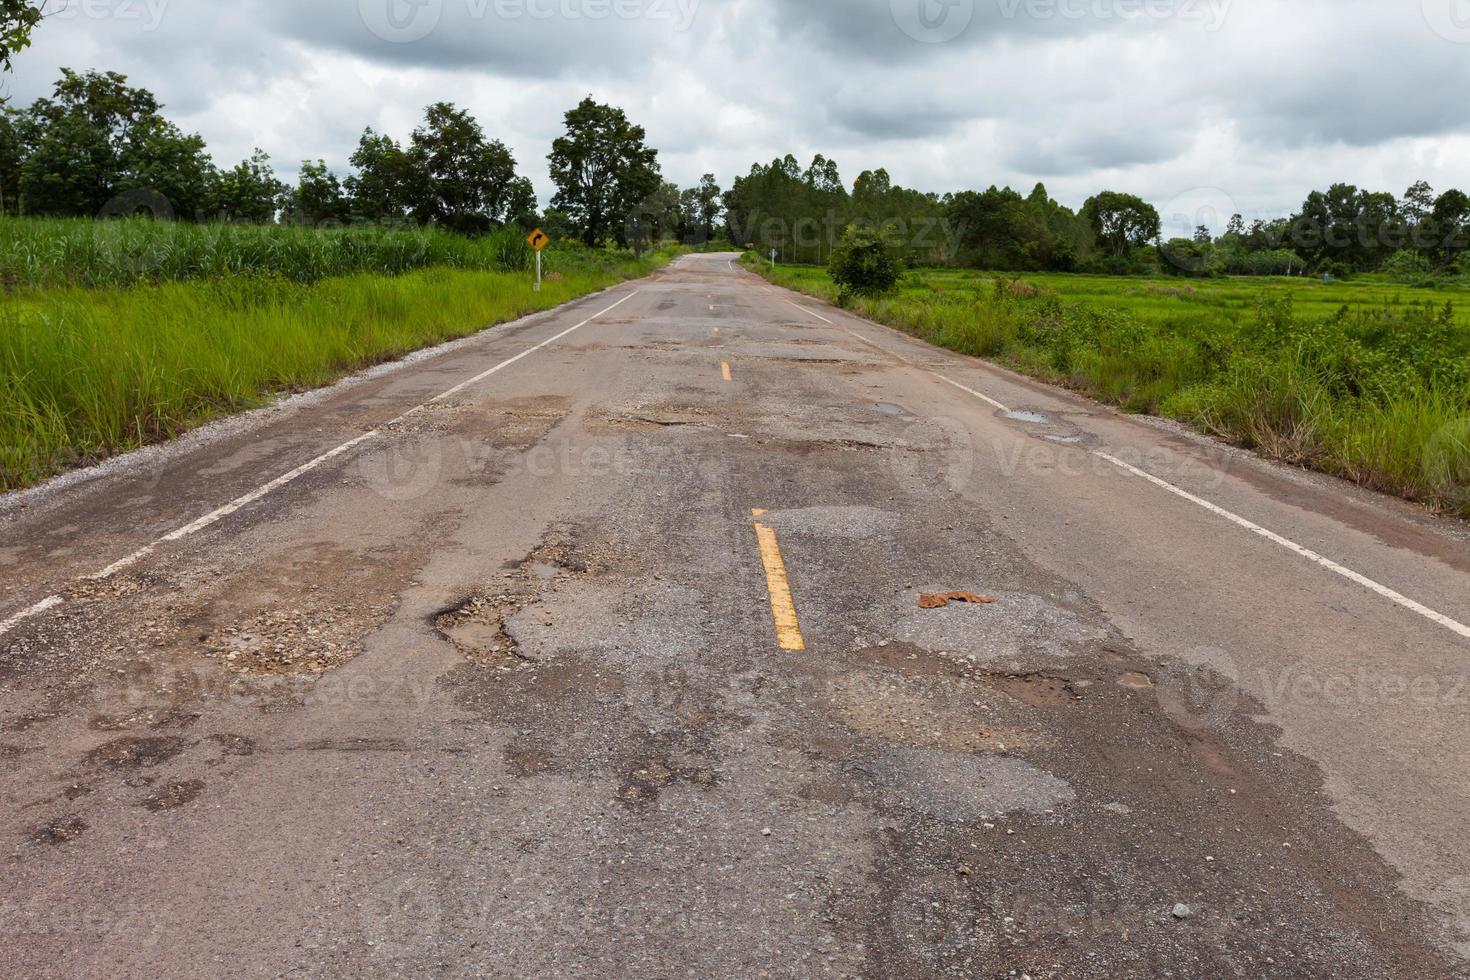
0, 231, 679, 490
747, 255, 1470, 519
0, 218, 548, 289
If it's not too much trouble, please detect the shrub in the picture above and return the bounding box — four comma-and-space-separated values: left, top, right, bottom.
829, 225, 903, 301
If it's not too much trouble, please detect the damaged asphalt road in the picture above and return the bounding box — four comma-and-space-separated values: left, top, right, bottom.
2, 254, 1470, 978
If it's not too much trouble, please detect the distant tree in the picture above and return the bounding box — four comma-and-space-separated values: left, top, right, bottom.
1225, 213, 1246, 239
0, 107, 21, 211
0, 0, 44, 74
1193, 224, 1212, 244
695, 173, 722, 241
289, 159, 349, 225
1291, 183, 1399, 271
345, 127, 414, 224
1429, 189, 1470, 269
505, 176, 537, 228
1403, 180, 1437, 255
1080, 191, 1161, 259
215, 149, 286, 223
407, 102, 521, 234
548, 97, 661, 247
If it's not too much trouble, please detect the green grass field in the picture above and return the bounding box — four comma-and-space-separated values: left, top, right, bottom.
747, 258, 1470, 518
0, 217, 680, 490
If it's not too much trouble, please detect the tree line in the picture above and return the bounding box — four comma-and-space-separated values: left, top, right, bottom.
723, 153, 1470, 279
0, 68, 726, 250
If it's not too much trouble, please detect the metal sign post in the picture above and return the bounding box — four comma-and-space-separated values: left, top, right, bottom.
526, 228, 550, 292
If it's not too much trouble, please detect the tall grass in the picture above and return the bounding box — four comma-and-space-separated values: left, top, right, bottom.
749, 257, 1470, 518
1, 249, 676, 489
0, 217, 557, 289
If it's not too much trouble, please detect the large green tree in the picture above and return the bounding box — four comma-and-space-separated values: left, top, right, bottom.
288, 159, 349, 225
1081, 191, 1161, 259
116, 114, 216, 219
20, 69, 161, 216
407, 102, 520, 234
548, 97, 661, 247
345, 127, 414, 223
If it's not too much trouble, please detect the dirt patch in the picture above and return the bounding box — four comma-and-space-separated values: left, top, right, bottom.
506, 746, 555, 776
194, 543, 412, 677
469, 396, 574, 451
28, 816, 87, 846
983, 673, 1082, 709
84, 735, 186, 772
583, 403, 714, 434
64, 574, 147, 603
828, 672, 1048, 754
208, 733, 257, 757
140, 779, 205, 811
615, 749, 719, 807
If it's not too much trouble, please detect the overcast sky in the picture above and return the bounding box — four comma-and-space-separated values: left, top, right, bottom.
10, 0, 1470, 236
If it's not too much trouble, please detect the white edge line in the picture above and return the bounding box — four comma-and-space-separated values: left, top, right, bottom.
922, 356, 1468, 642
785, 300, 832, 324
933, 373, 1010, 412
1094, 451, 1470, 640
3, 290, 642, 630
0, 595, 64, 638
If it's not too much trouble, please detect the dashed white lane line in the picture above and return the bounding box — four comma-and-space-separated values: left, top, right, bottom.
785, 290, 1470, 642
1, 289, 642, 638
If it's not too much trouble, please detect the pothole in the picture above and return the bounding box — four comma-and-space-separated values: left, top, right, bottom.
28, 816, 88, 846
984, 673, 1083, 709
435, 529, 603, 671
140, 778, 205, 811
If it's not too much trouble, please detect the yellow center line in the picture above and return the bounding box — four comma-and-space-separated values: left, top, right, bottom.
721, 361, 733, 382
751, 509, 806, 652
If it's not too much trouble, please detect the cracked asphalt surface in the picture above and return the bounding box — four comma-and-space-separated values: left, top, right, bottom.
2, 254, 1470, 978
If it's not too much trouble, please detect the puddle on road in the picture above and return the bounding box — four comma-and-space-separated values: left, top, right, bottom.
875, 403, 911, 416
1004, 410, 1051, 424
